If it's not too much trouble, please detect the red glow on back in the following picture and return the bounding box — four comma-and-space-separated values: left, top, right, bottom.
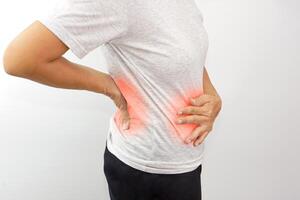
112, 76, 147, 135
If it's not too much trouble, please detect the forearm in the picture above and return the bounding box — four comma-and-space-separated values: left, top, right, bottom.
203, 67, 220, 98
16, 56, 115, 96
202, 67, 222, 117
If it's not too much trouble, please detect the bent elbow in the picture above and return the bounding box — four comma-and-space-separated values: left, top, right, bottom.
3, 48, 18, 76
3, 44, 35, 77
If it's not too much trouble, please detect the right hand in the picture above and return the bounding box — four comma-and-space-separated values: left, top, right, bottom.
105, 76, 131, 130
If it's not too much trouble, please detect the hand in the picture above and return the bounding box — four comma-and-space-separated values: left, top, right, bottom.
105, 76, 130, 130
176, 94, 222, 146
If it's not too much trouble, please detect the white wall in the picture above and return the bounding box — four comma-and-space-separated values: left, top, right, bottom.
0, 0, 299, 200
197, 0, 300, 199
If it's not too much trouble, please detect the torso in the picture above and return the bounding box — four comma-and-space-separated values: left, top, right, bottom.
104, 0, 209, 174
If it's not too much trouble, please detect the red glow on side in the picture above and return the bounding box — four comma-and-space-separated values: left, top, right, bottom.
168, 88, 204, 145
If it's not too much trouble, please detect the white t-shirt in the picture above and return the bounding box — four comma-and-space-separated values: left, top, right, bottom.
38, 0, 209, 174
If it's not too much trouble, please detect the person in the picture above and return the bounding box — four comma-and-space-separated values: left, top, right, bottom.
3, 0, 222, 199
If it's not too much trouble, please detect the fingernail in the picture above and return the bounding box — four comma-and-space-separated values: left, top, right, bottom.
185, 138, 192, 143
122, 121, 129, 130
177, 110, 183, 114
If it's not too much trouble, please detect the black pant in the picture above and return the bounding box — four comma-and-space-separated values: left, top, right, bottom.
103, 145, 202, 200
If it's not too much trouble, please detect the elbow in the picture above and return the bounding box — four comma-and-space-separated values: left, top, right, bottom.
2, 46, 14, 75
3, 47, 26, 77
3, 44, 35, 77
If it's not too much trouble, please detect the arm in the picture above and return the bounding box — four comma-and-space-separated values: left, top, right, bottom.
3, 21, 117, 97
2, 21, 130, 129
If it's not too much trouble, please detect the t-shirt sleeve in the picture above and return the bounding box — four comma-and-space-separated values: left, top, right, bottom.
37, 0, 128, 59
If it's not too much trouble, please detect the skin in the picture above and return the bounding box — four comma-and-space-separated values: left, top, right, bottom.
2, 20, 222, 146
2, 21, 131, 128
176, 68, 222, 146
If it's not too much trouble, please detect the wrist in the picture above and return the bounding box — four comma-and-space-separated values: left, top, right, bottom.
93, 72, 120, 99
83, 68, 110, 94
204, 89, 219, 98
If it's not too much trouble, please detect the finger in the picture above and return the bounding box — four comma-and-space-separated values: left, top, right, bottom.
177, 106, 206, 115
181, 104, 214, 118
176, 115, 209, 125
185, 125, 208, 144
190, 94, 212, 107
117, 96, 130, 130
121, 110, 130, 130
194, 131, 209, 146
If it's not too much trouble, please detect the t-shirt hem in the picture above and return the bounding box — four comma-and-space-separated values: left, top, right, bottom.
106, 116, 204, 174
106, 139, 203, 174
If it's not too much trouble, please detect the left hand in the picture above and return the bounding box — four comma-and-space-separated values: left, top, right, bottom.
175, 94, 222, 146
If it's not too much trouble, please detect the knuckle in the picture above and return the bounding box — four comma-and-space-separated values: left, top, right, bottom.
207, 110, 213, 116
198, 108, 204, 115
190, 108, 196, 114
203, 116, 210, 122
186, 107, 195, 114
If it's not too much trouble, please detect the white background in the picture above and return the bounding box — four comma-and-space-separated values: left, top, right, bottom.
0, 0, 299, 199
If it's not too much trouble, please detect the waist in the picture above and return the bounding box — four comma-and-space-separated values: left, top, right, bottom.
106, 115, 205, 174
